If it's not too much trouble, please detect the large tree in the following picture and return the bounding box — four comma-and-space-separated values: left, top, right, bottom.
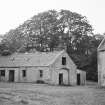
2, 10, 93, 52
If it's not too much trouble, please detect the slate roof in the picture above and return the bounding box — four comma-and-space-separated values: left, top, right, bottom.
98, 37, 105, 51
0, 50, 64, 67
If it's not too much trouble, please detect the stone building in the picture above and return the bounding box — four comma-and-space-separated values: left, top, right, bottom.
0, 50, 77, 85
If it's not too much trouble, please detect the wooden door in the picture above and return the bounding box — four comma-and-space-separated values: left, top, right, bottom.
59, 73, 63, 85
9, 70, 15, 82
77, 74, 80, 85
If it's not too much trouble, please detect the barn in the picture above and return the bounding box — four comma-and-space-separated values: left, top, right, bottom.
0, 50, 77, 85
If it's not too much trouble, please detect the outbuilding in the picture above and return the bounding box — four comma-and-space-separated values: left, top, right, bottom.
77, 69, 86, 85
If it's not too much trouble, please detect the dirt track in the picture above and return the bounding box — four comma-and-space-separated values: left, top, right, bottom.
0, 82, 104, 105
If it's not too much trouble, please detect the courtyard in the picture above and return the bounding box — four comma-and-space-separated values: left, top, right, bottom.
0, 82, 104, 105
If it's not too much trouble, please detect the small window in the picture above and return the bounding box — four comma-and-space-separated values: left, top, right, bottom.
39, 70, 43, 77
62, 57, 66, 65
0, 70, 5, 76
22, 70, 26, 77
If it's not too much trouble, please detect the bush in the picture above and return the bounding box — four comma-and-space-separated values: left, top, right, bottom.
36, 80, 45, 84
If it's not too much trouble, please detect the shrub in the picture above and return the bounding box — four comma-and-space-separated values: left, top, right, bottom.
36, 80, 45, 84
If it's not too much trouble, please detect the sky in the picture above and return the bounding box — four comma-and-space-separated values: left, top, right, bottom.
0, 0, 105, 35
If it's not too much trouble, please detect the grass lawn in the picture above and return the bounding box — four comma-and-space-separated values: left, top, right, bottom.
0, 82, 104, 105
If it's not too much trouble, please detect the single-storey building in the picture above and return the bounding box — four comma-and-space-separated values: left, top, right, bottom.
77, 69, 86, 85
98, 37, 105, 86
0, 50, 77, 85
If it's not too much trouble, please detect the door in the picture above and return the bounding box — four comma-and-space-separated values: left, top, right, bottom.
77, 73, 80, 85
9, 70, 15, 82
59, 73, 63, 85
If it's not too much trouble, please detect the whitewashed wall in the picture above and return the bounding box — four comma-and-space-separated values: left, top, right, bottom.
98, 51, 105, 86
0, 66, 51, 83
50, 51, 77, 85
19, 66, 50, 83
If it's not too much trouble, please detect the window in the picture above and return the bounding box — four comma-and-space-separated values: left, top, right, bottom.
0, 70, 5, 76
39, 70, 43, 77
62, 57, 66, 65
22, 70, 26, 77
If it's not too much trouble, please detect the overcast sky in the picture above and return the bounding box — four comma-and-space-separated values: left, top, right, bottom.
0, 0, 105, 35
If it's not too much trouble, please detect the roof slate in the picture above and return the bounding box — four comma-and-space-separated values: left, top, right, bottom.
0, 51, 64, 67
98, 37, 105, 51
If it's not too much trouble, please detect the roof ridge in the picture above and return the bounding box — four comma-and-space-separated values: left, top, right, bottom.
16, 50, 63, 54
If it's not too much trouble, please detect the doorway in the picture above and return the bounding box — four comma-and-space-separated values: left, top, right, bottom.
77, 73, 80, 85
59, 73, 63, 85
9, 70, 15, 82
